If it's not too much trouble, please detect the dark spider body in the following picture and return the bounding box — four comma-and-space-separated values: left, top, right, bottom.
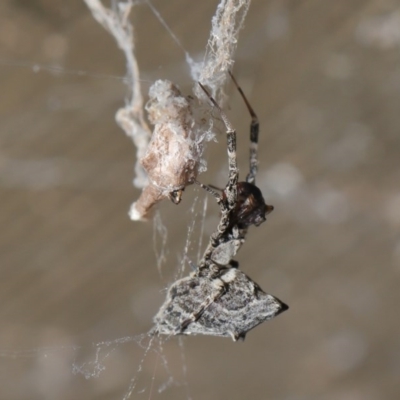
228, 181, 273, 229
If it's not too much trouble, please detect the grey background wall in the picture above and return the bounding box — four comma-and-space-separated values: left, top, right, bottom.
1, 1, 399, 399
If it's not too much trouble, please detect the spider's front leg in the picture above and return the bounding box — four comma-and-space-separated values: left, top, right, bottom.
194, 179, 232, 242
198, 83, 239, 211
195, 178, 237, 266
225, 72, 274, 229
228, 71, 259, 185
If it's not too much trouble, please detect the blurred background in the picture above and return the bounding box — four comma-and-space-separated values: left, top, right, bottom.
1, 0, 400, 399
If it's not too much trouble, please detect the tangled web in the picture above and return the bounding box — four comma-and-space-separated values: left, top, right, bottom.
84, 0, 252, 220
1, 1, 269, 399
82, 0, 287, 396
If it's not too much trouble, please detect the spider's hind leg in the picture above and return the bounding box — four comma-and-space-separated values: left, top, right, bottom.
229, 71, 259, 185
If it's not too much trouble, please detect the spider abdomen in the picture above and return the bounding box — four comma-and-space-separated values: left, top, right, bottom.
226, 182, 274, 229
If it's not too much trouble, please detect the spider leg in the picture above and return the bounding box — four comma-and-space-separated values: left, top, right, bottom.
194, 180, 231, 250
194, 179, 223, 203
194, 179, 232, 243
194, 179, 230, 255
208, 184, 224, 192
198, 83, 243, 267
228, 71, 259, 185
198, 83, 238, 209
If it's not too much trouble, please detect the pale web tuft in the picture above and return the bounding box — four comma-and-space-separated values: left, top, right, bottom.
84, 0, 251, 220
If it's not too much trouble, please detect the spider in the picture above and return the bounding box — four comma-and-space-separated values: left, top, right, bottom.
196, 72, 274, 268
151, 75, 287, 341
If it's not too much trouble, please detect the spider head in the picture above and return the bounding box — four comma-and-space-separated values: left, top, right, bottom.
232, 182, 274, 229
